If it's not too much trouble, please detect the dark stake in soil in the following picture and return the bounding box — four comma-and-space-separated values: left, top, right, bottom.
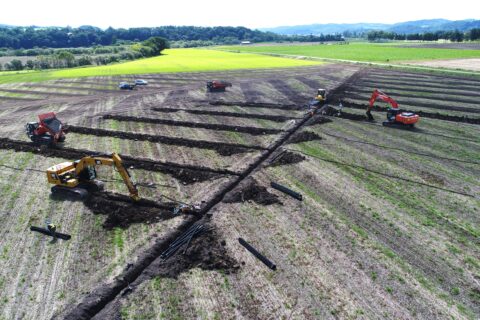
68, 125, 265, 156
223, 177, 281, 205
84, 191, 178, 229
0, 137, 237, 184
151, 107, 295, 122
102, 114, 284, 135
288, 131, 322, 144
268, 150, 306, 167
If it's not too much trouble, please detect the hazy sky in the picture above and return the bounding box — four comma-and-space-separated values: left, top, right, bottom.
1, 0, 478, 29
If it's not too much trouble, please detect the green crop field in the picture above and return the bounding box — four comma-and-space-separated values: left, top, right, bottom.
0, 48, 320, 84
220, 42, 480, 63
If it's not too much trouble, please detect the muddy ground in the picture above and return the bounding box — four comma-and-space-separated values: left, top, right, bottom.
0, 63, 479, 320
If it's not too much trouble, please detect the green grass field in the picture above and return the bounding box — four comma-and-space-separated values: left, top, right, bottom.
221, 42, 480, 63
0, 48, 320, 84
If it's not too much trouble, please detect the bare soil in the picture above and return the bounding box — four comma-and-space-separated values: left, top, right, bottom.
1, 63, 479, 320
223, 177, 281, 205
406, 58, 480, 72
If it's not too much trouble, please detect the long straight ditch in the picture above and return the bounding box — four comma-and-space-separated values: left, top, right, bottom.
346, 89, 480, 109
0, 138, 240, 183
151, 107, 299, 122
67, 125, 267, 156
339, 101, 480, 125
345, 93, 479, 114
102, 114, 284, 135
203, 100, 301, 111
60, 75, 354, 320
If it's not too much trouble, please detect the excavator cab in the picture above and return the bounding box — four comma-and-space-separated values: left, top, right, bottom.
308, 89, 327, 108
316, 89, 326, 102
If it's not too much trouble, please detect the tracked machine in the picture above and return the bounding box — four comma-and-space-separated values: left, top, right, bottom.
309, 89, 327, 107
367, 89, 419, 128
26, 112, 67, 146
207, 80, 232, 92
46, 153, 139, 200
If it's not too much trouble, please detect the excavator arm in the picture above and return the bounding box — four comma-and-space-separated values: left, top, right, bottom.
74, 153, 139, 201
367, 89, 399, 121
368, 89, 399, 111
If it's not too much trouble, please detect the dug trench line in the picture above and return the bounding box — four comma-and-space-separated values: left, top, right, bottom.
337, 101, 480, 125
346, 87, 480, 109
151, 107, 299, 123
67, 125, 266, 156
0, 137, 239, 184
345, 92, 480, 114
200, 100, 301, 111
60, 73, 355, 320
320, 131, 480, 165
102, 114, 284, 135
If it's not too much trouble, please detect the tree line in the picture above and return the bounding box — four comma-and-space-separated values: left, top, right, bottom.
0, 25, 344, 50
367, 29, 480, 42
0, 36, 168, 71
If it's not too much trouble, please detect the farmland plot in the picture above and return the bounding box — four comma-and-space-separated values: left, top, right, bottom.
0, 63, 478, 320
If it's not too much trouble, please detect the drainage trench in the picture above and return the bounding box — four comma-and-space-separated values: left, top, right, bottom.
60, 74, 354, 320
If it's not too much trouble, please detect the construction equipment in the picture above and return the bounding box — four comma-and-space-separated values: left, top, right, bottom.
119, 82, 136, 90
26, 112, 67, 146
207, 80, 232, 92
46, 153, 139, 200
308, 88, 327, 107
368, 89, 419, 128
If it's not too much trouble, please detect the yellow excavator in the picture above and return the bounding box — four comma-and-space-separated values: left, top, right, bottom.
46, 153, 139, 200
308, 89, 327, 107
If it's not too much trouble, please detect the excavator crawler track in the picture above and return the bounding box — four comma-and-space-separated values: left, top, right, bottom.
51, 185, 89, 200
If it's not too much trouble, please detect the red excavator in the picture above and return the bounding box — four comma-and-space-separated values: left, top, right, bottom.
207, 80, 232, 92
367, 89, 419, 128
26, 112, 67, 146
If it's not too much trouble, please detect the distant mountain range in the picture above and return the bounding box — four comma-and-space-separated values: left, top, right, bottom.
261, 19, 480, 35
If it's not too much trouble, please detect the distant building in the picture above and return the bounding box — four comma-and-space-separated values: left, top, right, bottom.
241, 41, 251, 45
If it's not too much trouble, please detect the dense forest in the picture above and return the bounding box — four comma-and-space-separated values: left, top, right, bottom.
367, 29, 480, 42
0, 26, 343, 49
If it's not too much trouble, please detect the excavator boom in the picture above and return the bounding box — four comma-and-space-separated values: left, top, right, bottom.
368, 89, 399, 111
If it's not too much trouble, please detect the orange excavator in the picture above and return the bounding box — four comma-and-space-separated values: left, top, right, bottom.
367, 89, 419, 128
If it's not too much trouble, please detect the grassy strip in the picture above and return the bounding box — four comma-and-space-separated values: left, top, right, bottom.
0, 48, 320, 84
220, 43, 480, 63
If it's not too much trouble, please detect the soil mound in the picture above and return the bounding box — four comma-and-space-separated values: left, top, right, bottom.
269, 151, 305, 167
289, 131, 322, 144
223, 177, 281, 205
148, 224, 239, 279
83, 192, 177, 229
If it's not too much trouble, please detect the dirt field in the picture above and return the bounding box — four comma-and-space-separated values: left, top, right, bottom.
405, 58, 480, 72
0, 63, 479, 320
